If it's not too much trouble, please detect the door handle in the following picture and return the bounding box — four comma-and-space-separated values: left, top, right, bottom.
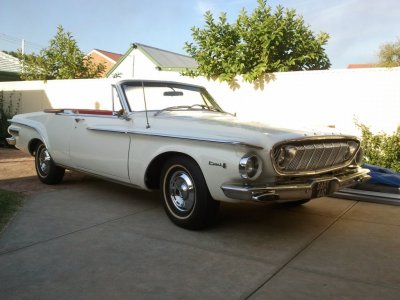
74, 117, 85, 123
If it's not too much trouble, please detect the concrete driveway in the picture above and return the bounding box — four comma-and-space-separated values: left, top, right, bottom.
1, 149, 400, 299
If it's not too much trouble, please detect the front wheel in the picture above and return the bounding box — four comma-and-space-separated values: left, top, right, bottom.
161, 156, 220, 230
35, 143, 65, 185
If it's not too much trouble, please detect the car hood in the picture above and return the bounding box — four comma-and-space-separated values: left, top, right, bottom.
142, 110, 345, 149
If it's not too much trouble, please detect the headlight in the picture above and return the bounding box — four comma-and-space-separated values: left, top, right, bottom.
345, 141, 358, 160
239, 154, 262, 180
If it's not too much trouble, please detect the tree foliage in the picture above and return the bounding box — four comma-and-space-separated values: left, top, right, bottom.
378, 37, 400, 67
184, 0, 330, 86
356, 123, 400, 172
18, 26, 105, 80
2, 51, 19, 58
0, 90, 20, 147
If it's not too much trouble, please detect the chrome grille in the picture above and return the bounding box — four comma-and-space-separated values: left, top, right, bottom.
272, 139, 359, 175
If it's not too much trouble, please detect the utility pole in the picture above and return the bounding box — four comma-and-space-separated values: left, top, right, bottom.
21, 39, 25, 55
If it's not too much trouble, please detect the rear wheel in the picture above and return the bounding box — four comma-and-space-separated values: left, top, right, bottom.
161, 156, 220, 230
35, 143, 65, 185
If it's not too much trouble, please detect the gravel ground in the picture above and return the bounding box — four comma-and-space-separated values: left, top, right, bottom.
0, 148, 87, 194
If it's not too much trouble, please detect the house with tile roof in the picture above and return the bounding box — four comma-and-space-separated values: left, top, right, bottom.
107, 43, 197, 78
0, 51, 21, 81
347, 63, 378, 69
87, 49, 123, 77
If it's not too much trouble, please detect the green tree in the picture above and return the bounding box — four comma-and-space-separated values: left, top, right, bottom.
2, 51, 19, 58
378, 37, 400, 67
184, 0, 330, 86
18, 26, 105, 80
0, 90, 20, 147
356, 123, 400, 172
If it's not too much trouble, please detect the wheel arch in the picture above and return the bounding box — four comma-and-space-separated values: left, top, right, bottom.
28, 138, 45, 156
144, 151, 201, 190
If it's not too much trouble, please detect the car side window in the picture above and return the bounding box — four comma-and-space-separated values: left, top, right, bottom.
112, 86, 123, 113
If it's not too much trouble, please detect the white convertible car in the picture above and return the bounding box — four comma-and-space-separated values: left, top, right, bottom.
7, 80, 370, 229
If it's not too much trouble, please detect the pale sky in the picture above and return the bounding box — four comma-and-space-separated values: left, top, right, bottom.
0, 0, 399, 69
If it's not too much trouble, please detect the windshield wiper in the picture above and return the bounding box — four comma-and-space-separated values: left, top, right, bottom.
154, 106, 192, 116
154, 104, 221, 116
189, 104, 221, 112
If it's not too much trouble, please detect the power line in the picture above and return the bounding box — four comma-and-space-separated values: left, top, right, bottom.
25, 41, 44, 49
0, 33, 21, 42
0, 33, 45, 51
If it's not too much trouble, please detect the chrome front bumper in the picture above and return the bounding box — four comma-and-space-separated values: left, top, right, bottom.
221, 168, 370, 202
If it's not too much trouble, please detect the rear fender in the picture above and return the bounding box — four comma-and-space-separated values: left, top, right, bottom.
8, 118, 50, 155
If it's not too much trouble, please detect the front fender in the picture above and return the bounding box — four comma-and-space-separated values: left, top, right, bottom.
128, 134, 251, 202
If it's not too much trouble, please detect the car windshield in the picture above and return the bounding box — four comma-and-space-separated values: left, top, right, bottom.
121, 81, 224, 114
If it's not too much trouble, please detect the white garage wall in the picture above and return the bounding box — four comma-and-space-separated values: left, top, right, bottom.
1, 67, 399, 136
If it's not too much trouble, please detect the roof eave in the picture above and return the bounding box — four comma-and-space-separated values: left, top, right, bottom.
106, 46, 134, 77
135, 43, 196, 70
106, 43, 198, 77
157, 66, 197, 72
134, 43, 163, 69
90, 49, 117, 63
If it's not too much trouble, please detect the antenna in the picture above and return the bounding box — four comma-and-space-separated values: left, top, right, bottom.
142, 81, 150, 129
111, 85, 115, 114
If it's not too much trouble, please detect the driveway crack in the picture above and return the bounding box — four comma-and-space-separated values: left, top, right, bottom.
241, 201, 359, 300
0, 205, 158, 256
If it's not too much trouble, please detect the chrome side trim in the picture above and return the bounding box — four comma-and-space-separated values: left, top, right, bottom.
56, 163, 143, 190
221, 168, 370, 202
86, 126, 264, 149
86, 127, 128, 134
274, 135, 359, 144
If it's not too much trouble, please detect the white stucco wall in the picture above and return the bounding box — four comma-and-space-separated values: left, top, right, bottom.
205, 68, 400, 135
118, 67, 400, 135
1, 68, 399, 136
0, 78, 118, 112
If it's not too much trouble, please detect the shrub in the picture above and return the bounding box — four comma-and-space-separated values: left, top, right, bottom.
0, 90, 21, 147
356, 123, 400, 172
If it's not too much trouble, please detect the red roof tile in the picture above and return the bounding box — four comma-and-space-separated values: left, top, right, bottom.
93, 49, 122, 63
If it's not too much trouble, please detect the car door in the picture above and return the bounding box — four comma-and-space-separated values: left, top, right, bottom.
44, 113, 75, 166
69, 113, 132, 182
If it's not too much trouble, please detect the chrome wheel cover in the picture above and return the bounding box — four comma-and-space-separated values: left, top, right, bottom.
38, 147, 51, 176
168, 171, 195, 212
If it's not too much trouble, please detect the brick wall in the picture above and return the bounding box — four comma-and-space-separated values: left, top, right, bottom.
87, 52, 115, 77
